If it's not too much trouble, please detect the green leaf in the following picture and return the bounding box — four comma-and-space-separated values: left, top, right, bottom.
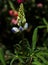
18, 56, 24, 63
38, 26, 46, 29
10, 56, 17, 65
32, 27, 38, 51
36, 54, 48, 65
8, 0, 15, 10
37, 51, 48, 56
0, 48, 6, 65
10, 55, 24, 65
24, 39, 30, 47
32, 61, 44, 65
43, 18, 48, 32
43, 18, 48, 25
32, 25, 46, 51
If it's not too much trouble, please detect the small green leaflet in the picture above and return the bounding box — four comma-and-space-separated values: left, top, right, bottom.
0, 48, 6, 65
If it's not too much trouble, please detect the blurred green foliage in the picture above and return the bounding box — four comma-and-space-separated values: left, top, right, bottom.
0, 0, 48, 65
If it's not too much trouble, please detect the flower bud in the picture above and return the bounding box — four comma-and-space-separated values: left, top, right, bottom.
11, 27, 19, 33
37, 3, 43, 8
11, 18, 18, 25
9, 10, 13, 16
24, 23, 28, 30
14, 11, 18, 16
19, 26, 24, 31
17, 0, 24, 4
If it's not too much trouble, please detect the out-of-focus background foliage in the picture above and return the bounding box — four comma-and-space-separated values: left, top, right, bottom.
0, 0, 48, 65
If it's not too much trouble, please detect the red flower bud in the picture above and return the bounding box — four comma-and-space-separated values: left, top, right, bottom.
37, 3, 43, 8
17, 0, 24, 4
11, 18, 18, 25
9, 10, 18, 17
13, 11, 18, 16
9, 10, 13, 16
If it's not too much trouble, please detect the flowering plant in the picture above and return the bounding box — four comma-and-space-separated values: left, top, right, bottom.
0, 0, 48, 65
8, 0, 28, 33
